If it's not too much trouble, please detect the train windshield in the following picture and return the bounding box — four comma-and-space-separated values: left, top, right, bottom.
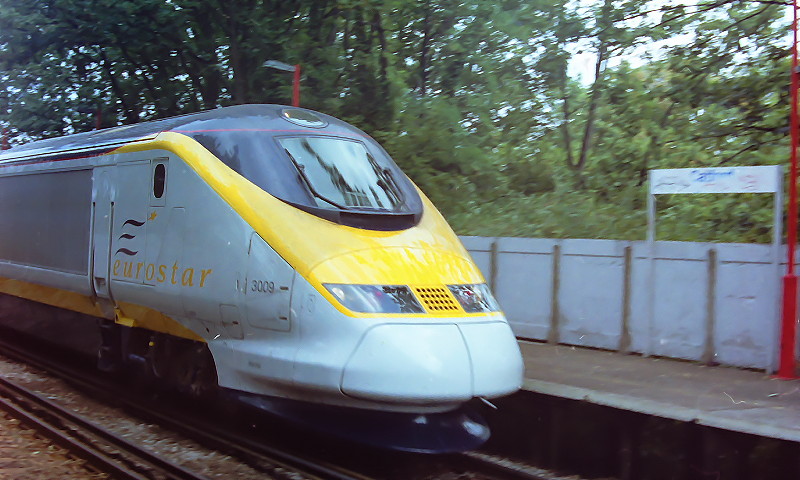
278, 137, 404, 211
187, 128, 422, 230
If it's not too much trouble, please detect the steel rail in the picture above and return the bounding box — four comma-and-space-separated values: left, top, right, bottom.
0, 335, 372, 480
458, 451, 589, 480
0, 375, 211, 480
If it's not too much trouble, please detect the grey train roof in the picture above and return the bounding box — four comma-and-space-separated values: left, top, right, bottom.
0, 104, 366, 163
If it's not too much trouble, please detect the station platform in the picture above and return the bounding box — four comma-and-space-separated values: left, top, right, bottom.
519, 340, 800, 443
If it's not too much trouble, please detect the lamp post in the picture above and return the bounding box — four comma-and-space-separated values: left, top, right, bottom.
264, 60, 301, 107
779, 0, 799, 379
76, 103, 103, 131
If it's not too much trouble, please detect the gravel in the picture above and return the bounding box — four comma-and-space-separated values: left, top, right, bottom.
0, 354, 285, 480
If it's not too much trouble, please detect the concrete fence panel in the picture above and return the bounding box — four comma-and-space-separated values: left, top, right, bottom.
714, 243, 780, 369
494, 237, 556, 341
557, 239, 626, 350
650, 242, 710, 362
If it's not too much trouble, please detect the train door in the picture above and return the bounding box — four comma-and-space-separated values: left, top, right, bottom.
109, 161, 152, 286
91, 167, 116, 318
144, 159, 168, 287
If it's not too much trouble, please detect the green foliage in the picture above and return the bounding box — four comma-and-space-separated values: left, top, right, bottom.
447, 191, 649, 240
0, 0, 792, 244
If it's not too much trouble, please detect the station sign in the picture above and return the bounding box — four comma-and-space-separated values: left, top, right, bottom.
650, 166, 780, 195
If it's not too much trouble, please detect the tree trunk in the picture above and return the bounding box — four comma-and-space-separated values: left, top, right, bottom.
419, 8, 432, 96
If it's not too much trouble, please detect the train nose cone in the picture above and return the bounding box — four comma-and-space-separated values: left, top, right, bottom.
341, 321, 524, 405
341, 324, 473, 404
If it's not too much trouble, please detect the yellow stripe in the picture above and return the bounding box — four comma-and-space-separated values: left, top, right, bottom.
0, 277, 107, 317
0, 277, 203, 342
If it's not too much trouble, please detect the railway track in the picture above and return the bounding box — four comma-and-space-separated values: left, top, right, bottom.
0, 373, 211, 480
0, 333, 369, 480
0, 332, 578, 480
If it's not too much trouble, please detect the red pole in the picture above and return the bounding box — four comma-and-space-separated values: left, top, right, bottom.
778, 0, 799, 379
292, 64, 301, 107
1, 127, 8, 150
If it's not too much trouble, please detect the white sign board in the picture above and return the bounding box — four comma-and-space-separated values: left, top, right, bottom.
650, 166, 780, 194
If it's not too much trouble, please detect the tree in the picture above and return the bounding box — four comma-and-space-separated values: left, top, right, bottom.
0, 0, 792, 243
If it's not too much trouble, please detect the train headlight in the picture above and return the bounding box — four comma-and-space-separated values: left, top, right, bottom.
447, 284, 501, 313
324, 284, 425, 314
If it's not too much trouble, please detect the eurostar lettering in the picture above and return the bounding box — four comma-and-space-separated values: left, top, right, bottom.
112, 260, 212, 287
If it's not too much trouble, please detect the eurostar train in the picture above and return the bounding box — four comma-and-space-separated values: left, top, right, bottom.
0, 104, 523, 452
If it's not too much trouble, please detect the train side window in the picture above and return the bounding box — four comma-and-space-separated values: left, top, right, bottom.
153, 163, 166, 198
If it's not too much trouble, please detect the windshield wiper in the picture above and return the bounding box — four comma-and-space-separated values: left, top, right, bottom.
369, 152, 406, 212
284, 148, 351, 210
382, 167, 408, 212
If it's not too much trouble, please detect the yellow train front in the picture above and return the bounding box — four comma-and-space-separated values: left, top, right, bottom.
0, 104, 523, 452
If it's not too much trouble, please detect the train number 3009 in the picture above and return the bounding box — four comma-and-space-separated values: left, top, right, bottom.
251, 280, 275, 294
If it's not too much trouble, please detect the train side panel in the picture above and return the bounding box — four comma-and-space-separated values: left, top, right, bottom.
0, 167, 94, 290
0, 162, 104, 351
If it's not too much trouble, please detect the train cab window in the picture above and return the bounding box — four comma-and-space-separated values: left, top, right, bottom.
153, 163, 166, 198
278, 137, 404, 210
181, 114, 423, 230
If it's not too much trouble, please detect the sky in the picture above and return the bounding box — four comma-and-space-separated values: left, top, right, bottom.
567, 1, 795, 84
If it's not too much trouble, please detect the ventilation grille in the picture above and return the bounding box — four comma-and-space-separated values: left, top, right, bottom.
413, 286, 459, 313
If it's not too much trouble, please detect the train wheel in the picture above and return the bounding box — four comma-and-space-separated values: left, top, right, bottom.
171, 342, 217, 399
147, 335, 217, 399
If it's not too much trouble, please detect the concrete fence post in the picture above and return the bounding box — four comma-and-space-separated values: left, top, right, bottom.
489, 239, 499, 293
702, 248, 718, 365
619, 245, 633, 353
548, 243, 561, 344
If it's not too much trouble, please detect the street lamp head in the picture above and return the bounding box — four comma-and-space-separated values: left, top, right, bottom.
264, 60, 296, 72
